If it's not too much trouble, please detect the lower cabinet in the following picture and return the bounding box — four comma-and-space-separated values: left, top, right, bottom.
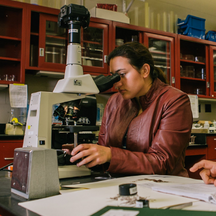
185, 146, 208, 179
0, 140, 23, 167
185, 135, 216, 179
206, 136, 216, 160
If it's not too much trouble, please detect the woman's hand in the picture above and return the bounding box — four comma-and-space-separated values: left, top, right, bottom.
190, 160, 216, 186
69, 144, 111, 168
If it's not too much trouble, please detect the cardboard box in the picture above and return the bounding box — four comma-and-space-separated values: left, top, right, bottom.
191, 128, 208, 133
89, 7, 130, 24
5, 123, 24, 135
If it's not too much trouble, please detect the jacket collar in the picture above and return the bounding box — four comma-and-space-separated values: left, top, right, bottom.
137, 78, 167, 110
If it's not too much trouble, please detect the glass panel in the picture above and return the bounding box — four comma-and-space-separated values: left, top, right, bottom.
46, 21, 66, 37
82, 27, 103, 67
45, 37, 66, 64
214, 50, 216, 91
148, 38, 171, 84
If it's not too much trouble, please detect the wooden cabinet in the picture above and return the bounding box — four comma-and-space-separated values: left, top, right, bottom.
185, 146, 207, 179
209, 45, 216, 97
111, 22, 176, 86
144, 32, 176, 86
0, 0, 27, 84
206, 136, 216, 160
25, 4, 67, 73
176, 35, 211, 97
0, 139, 23, 167
82, 17, 111, 76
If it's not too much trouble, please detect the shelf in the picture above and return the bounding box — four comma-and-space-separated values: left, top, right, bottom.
150, 50, 170, 55
180, 59, 205, 65
30, 32, 39, 36
181, 77, 206, 81
45, 42, 66, 47
152, 55, 170, 60
82, 47, 103, 52
46, 35, 67, 40
0, 57, 21, 62
82, 56, 103, 61
83, 40, 102, 45
0, 35, 21, 41
0, 84, 8, 90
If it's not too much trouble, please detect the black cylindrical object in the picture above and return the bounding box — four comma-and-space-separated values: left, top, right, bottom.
68, 21, 81, 44
119, 183, 137, 196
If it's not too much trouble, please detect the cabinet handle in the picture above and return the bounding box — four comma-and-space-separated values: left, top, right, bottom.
214, 138, 216, 141
104, 55, 107, 63
4, 158, 14, 160
39, 48, 44, 57
215, 148, 216, 150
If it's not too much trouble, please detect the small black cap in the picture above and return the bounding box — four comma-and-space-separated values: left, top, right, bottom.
136, 199, 149, 208
119, 183, 137, 196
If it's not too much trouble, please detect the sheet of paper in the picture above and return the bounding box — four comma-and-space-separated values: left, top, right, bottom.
188, 94, 199, 118
19, 175, 199, 216
9, 84, 28, 108
152, 183, 216, 204
101, 209, 139, 216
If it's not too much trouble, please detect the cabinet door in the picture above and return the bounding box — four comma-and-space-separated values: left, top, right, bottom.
209, 46, 216, 97
38, 14, 67, 71
176, 36, 209, 97
81, 22, 109, 75
206, 136, 216, 160
0, 140, 23, 167
107, 22, 144, 92
0, 2, 26, 84
144, 33, 175, 86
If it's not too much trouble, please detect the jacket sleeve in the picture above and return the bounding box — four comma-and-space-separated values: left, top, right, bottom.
105, 93, 192, 176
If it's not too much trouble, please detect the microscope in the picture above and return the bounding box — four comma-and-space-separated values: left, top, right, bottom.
11, 4, 120, 199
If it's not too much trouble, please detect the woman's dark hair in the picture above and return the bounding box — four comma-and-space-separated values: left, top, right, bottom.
107, 42, 168, 84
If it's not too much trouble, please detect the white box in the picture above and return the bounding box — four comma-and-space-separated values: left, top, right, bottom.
89, 7, 130, 24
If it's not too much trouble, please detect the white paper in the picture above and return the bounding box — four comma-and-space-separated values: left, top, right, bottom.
188, 94, 199, 118
101, 209, 139, 216
19, 175, 199, 216
9, 84, 28, 108
152, 183, 216, 204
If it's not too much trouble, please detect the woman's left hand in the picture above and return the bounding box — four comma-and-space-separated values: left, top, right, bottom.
70, 144, 111, 168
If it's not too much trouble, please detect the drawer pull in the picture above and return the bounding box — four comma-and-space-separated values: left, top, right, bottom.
4, 158, 14, 160
215, 148, 216, 151
214, 138, 216, 140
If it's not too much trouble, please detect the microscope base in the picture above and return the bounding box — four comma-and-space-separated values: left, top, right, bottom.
58, 165, 91, 179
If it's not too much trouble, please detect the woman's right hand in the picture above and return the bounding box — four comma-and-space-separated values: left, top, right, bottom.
190, 160, 216, 186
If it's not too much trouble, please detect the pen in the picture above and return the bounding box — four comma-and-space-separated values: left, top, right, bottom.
162, 201, 193, 209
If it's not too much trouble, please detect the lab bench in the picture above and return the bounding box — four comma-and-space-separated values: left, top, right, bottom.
0, 171, 111, 216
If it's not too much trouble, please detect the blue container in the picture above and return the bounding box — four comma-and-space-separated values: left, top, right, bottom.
178, 26, 205, 39
205, 31, 216, 42
178, 15, 205, 30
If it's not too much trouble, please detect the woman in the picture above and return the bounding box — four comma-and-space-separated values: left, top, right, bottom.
66, 42, 192, 177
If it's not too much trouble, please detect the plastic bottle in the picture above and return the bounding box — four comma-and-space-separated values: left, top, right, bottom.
9, 109, 15, 124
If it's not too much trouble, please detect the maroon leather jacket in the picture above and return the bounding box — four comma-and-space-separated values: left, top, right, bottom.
98, 78, 192, 177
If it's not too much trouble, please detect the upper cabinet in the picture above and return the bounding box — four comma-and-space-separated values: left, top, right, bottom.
25, 5, 66, 73
112, 22, 144, 48
0, 0, 26, 84
38, 14, 67, 70
176, 35, 210, 97
81, 18, 111, 75
209, 45, 216, 97
144, 32, 175, 86
2, 0, 216, 98
111, 22, 176, 86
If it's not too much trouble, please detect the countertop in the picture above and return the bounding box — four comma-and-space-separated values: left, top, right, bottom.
0, 171, 114, 216
0, 134, 24, 140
